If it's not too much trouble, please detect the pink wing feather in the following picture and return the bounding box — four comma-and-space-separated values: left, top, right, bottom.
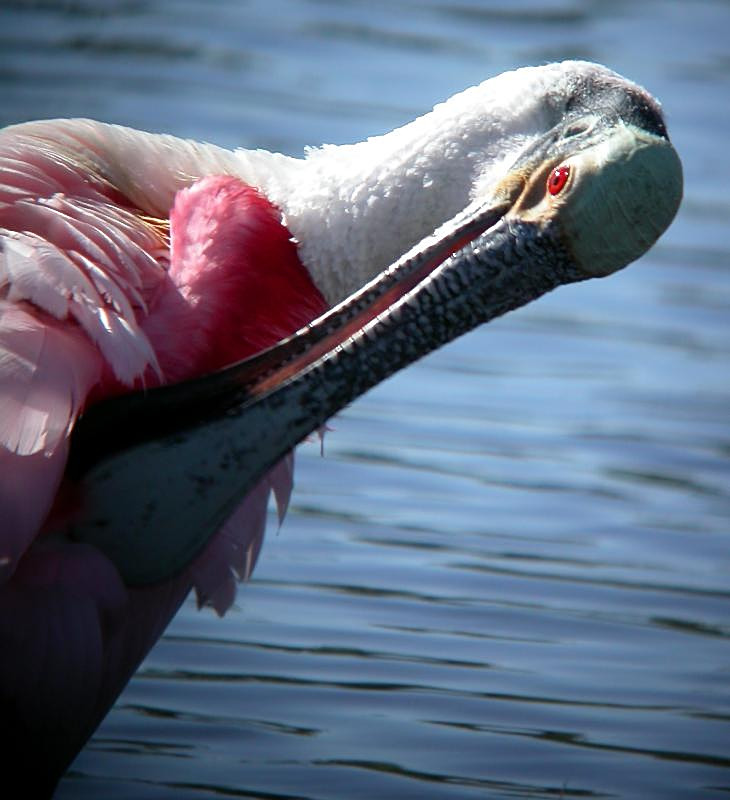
0, 119, 327, 783
0, 304, 100, 581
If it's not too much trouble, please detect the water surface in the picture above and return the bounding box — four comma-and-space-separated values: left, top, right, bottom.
2, 1, 729, 798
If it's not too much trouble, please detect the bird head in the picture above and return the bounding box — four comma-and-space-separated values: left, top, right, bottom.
281, 61, 680, 302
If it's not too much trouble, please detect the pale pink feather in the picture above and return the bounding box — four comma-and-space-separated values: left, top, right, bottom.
191, 452, 296, 615
0, 304, 101, 581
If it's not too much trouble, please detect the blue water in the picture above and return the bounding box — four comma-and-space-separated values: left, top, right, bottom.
3, 1, 729, 798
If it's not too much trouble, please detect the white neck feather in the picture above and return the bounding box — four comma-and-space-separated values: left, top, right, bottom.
232, 61, 584, 304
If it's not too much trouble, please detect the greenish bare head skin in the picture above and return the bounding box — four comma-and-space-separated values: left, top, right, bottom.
548, 125, 683, 277
484, 69, 683, 281
501, 124, 683, 278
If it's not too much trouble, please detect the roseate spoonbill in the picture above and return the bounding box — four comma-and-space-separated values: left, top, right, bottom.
0, 61, 681, 793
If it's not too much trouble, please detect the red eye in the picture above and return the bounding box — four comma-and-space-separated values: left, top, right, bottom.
547, 165, 570, 196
